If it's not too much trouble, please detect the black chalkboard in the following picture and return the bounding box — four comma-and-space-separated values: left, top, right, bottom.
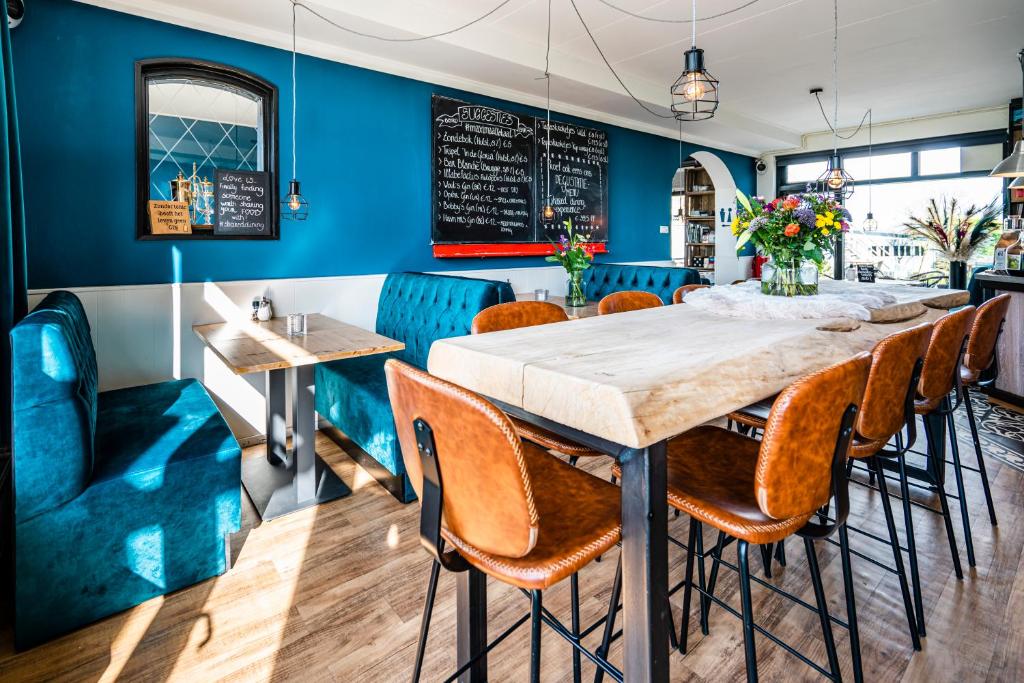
431, 95, 536, 243
536, 119, 608, 242
857, 264, 876, 283
215, 169, 272, 236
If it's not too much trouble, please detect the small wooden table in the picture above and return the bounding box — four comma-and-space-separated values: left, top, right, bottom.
194, 314, 404, 520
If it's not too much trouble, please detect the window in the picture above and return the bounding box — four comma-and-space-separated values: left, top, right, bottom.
785, 160, 827, 185
844, 152, 912, 180
135, 59, 279, 240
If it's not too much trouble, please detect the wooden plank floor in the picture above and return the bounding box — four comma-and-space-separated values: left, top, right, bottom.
1, 399, 1023, 681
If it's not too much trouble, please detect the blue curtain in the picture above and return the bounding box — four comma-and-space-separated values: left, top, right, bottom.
1, 14, 27, 452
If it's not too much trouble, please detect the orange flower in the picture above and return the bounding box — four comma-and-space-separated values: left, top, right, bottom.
784, 223, 801, 237
782, 197, 800, 211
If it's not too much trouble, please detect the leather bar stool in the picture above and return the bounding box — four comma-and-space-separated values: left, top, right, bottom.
612, 354, 872, 682
957, 293, 1011, 527
672, 284, 708, 304
597, 290, 663, 314
472, 301, 603, 465
385, 359, 623, 683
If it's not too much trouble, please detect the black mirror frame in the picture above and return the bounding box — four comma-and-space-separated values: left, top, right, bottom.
135, 58, 279, 240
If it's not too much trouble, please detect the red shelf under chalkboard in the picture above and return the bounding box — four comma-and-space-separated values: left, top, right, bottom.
432, 243, 609, 258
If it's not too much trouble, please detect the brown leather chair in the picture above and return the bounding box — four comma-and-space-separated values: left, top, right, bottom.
385, 359, 622, 683
471, 301, 603, 463
672, 284, 708, 304
613, 353, 872, 682
597, 290, 663, 315
957, 293, 1010, 528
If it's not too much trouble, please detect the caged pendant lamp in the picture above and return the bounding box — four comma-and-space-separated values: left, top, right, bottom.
991, 49, 1024, 178
670, 0, 719, 121
282, 1, 309, 220
816, 0, 854, 199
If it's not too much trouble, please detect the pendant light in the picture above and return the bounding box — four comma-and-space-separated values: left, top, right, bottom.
670, 0, 719, 121
282, 1, 309, 220
540, 0, 557, 225
816, 0, 854, 199
863, 109, 878, 231
991, 49, 1024, 178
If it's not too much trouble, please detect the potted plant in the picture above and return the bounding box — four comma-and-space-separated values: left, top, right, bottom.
902, 197, 1002, 290
733, 190, 849, 296
545, 219, 594, 307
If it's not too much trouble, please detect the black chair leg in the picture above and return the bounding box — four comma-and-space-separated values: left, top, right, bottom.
679, 519, 699, 653
871, 457, 922, 651
412, 559, 441, 683
837, 526, 864, 683
569, 455, 580, 467
737, 540, 759, 683
804, 537, 842, 682
924, 414, 963, 579
774, 538, 787, 567
946, 411, 976, 567
963, 387, 998, 526
530, 590, 543, 683
570, 573, 582, 683
759, 544, 773, 578
702, 530, 726, 634
896, 451, 927, 637
594, 559, 622, 683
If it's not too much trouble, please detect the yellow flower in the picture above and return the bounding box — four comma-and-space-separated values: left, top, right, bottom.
730, 216, 740, 235
822, 228, 830, 236
825, 211, 834, 221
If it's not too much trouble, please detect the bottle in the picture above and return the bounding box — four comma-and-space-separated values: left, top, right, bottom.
993, 229, 1019, 272
1008, 235, 1023, 272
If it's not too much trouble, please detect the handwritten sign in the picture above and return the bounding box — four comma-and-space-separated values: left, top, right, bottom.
147, 200, 191, 235
857, 264, 876, 283
215, 169, 271, 236
536, 119, 608, 242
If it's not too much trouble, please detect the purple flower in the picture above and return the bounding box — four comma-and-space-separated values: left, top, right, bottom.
794, 203, 816, 228
748, 216, 768, 232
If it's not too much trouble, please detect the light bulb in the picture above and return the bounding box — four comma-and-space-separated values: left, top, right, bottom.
542, 205, 556, 221
863, 212, 878, 232
288, 196, 302, 211
826, 169, 845, 190
679, 73, 706, 102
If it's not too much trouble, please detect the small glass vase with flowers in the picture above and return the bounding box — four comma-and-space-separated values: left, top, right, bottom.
545, 219, 594, 307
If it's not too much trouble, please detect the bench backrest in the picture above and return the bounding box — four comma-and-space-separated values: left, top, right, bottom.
376, 273, 515, 369
10, 291, 98, 520
583, 263, 703, 305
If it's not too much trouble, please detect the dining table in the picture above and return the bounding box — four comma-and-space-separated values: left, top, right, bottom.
426, 281, 968, 682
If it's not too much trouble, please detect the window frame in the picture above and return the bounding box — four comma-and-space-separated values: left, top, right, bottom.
135, 58, 280, 240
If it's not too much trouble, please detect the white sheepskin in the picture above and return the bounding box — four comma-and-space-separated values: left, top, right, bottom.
683, 280, 897, 321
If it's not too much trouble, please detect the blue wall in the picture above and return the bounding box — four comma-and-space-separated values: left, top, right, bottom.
12, 0, 754, 289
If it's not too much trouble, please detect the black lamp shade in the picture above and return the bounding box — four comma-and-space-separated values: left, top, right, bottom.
670, 48, 719, 121
817, 153, 854, 199
282, 179, 309, 221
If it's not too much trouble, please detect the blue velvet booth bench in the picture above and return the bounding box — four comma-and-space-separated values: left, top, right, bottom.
583, 263, 705, 304
10, 291, 242, 648
316, 272, 514, 502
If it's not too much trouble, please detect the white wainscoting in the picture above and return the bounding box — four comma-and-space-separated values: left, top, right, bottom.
28, 265, 572, 442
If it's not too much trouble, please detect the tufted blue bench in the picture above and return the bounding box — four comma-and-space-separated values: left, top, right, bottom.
10, 291, 241, 648
583, 263, 705, 304
316, 272, 515, 502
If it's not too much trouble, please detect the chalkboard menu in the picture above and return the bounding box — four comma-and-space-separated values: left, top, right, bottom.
431, 94, 609, 250
215, 169, 272, 236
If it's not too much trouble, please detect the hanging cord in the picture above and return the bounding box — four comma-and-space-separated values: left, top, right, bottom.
291, 0, 515, 42
568, 0, 674, 119
690, 0, 696, 47
291, 1, 297, 180
867, 109, 873, 210
831, 0, 838, 155
596, 0, 761, 24
814, 91, 869, 139
545, 0, 552, 205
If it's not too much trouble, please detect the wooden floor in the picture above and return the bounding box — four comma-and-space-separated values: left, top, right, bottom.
1, 402, 1023, 682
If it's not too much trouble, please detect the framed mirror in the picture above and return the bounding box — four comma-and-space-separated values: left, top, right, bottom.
135, 58, 279, 239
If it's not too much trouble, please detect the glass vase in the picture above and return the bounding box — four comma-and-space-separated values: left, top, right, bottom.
566, 271, 587, 307
761, 259, 819, 296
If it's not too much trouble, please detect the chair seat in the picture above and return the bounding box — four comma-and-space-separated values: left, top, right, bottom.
727, 396, 775, 431
509, 416, 603, 458
960, 365, 981, 386
914, 397, 942, 414
444, 442, 621, 591
849, 434, 887, 459
612, 426, 810, 545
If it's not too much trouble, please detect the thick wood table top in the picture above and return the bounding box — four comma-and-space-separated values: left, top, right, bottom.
428, 297, 952, 449
515, 293, 600, 319
193, 314, 404, 375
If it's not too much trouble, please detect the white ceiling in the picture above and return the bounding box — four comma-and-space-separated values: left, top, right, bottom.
80, 0, 1024, 155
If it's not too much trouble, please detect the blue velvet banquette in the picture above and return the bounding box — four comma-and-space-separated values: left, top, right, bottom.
583, 263, 705, 304
316, 272, 514, 502
10, 291, 241, 648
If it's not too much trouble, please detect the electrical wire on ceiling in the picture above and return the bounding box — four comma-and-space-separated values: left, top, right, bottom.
290, 0, 514, 42
813, 90, 870, 140
595, 0, 761, 24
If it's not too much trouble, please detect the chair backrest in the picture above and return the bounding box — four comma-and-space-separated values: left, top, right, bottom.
583, 263, 702, 305
856, 323, 933, 443
385, 359, 539, 558
598, 290, 663, 315
471, 300, 568, 334
375, 272, 515, 369
918, 306, 975, 402
755, 353, 871, 520
963, 294, 1010, 375
10, 291, 99, 520
672, 284, 709, 304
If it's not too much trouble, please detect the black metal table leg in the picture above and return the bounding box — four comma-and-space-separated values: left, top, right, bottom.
457, 568, 488, 682
619, 441, 670, 682
242, 364, 352, 520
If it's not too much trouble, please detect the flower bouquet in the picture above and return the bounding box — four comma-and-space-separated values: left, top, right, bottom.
545, 219, 594, 306
732, 190, 850, 296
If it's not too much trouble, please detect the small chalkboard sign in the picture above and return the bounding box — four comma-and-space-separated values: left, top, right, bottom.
857, 264, 876, 283
215, 169, 271, 236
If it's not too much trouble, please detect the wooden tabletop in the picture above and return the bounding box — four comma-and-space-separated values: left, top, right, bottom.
193, 314, 404, 375
516, 293, 600, 319
428, 300, 949, 449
